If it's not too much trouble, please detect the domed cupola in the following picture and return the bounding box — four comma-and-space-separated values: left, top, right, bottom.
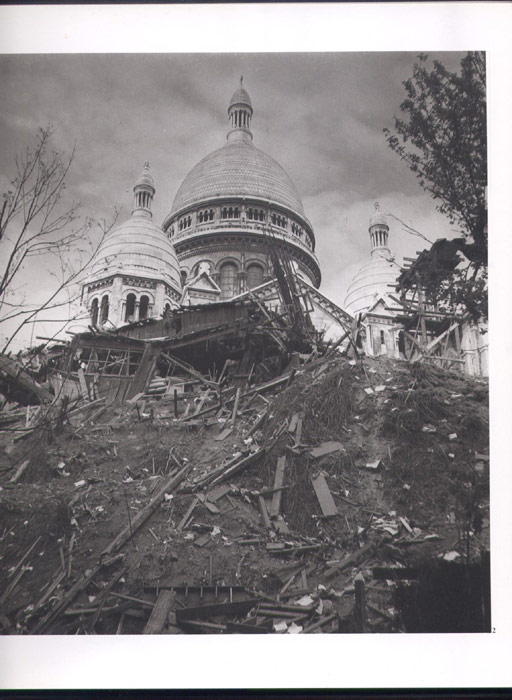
344, 203, 398, 316
162, 80, 321, 299
82, 164, 182, 328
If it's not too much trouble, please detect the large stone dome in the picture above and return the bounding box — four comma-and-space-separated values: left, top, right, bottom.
170, 140, 307, 220
90, 214, 182, 291
162, 81, 320, 293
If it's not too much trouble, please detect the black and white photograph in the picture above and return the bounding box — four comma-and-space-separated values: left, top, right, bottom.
0, 2, 510, 692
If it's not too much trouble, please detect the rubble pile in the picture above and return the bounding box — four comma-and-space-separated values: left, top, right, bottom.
0, 351, 489, 635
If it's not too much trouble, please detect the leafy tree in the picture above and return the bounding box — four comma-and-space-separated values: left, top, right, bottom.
0, 127, 113, 351
384, 52, 487, 320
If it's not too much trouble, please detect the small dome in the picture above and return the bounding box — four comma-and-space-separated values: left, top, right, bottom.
90, 215, 182, 292
135, 162, 155, 190
229, 78, 252, 109
369, 202, 388, 228
344, 253, 398, 316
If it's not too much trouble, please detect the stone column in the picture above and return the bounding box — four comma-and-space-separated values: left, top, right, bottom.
237, 270, 247, 295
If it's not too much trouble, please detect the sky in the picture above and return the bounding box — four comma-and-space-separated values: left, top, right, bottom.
0, 50, 469, 349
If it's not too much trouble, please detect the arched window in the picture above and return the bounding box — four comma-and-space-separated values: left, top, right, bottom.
125, 293, 136, 322
139, 295, 150, 321
100, 295, 109, 325
181, 270, 188, 286
219, 262, 237, 299
247, 264, 264, 290
90, 298, 99, 326
164, 303, 171, 316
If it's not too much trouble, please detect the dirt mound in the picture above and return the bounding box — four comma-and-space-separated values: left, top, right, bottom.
0, 354, 489, 634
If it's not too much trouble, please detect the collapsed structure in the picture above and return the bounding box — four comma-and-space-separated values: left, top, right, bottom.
0, 79, 490, 636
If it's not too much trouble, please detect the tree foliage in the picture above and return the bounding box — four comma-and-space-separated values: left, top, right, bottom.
384, 52, 487, 320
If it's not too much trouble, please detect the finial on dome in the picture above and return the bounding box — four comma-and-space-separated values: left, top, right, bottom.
133, 162, 155, 218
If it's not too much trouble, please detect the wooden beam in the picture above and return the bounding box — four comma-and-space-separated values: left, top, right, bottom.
143, 590, 175, 634
269, 456, 286, 518
354, 573, 367, 632
102, 462, 192, 556
311, 473, 338, 517
230, 387, 241, 427
175, 599, 259, 623
258, 495, 272, 529
160, 351, 217, 389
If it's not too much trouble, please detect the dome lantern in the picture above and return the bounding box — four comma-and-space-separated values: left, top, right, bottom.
133, 162, 155, 218
369, 202, 390, 256
227, 76, 253, 143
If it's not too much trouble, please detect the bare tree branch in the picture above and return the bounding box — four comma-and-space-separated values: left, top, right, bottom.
0, 127, 118, 352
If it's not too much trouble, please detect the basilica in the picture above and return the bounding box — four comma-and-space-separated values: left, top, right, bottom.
81, 79, 487, 375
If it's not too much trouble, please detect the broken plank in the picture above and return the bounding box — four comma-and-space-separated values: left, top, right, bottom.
310, 441, 344, 459
206, 484, 231, 503
209, 448, 264, 487
258, 495, 272, 529
302, 612, 338, 634
193, 389, 211, 416
178, 619, 226, 633
293, 417, 303, 448
10, 460, 30, 484
311, 473, 338, 517
214, 427, 233, 442
269, 455, 286, 518
8, 536, 41, 578
160, 352, 217, 389
102, 462, 192, 556
143, 590, 176, 634
108, 592, 155, 608
77, 368, 89, 399
194, 533, 211, 548
245, 409, 268, 438
324, 536, 387, 580
367, 602, 395, 621
225, 621, 270, 634
287, 413, 299, 433
354, 573, 367, 632
230, 387, 241, 427
273, 516, 290, 535
177, 497, 199, 531
258, 484, 291, 497
197, 494, 220, 514
175, 599, 259, 623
